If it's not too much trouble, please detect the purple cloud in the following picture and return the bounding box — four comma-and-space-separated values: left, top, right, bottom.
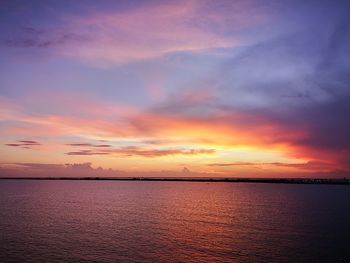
5, 140, 41, 149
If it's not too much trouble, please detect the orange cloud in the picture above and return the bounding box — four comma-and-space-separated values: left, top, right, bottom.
207, 161, 337, 173
1, 93, 348, 174
65, 146, 214, 157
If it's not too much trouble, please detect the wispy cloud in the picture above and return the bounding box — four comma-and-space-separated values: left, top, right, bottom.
207, 161, 336, 172
2, 26, 88, 48
0, 162, 117, 177
66, 150, 110, 156
1, 0, 268, 65
5, 140, 41, 149
66, 146, 214, 157
0, 162, 211, 178
67, 143, 112, 148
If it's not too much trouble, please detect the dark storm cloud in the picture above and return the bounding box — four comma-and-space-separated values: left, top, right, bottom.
274, 18, 350, 153
213, 2, 350, 163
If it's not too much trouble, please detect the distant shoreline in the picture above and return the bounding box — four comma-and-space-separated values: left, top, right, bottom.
0, 177, 349, 185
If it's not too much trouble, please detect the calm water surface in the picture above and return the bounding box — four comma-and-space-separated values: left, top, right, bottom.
0, 180, 349, 262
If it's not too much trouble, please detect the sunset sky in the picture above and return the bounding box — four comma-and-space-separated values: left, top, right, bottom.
1, 0, 349, 178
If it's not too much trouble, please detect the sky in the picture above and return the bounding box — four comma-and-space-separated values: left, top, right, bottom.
0, 0, 350, 178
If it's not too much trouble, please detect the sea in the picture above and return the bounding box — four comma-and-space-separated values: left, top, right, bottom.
0, 180, 349, 262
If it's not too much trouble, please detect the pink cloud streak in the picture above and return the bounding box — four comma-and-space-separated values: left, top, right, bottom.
4, 0, 268, 65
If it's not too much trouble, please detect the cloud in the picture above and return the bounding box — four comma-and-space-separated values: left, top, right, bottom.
0, 162, 212, 178
3, 30, 88, 48
5, 140, 41, 149
1, 86, 349, 174
208, 162, 256, 167
150, 86, 218, 116
0, 0, 269, 64
13, 163, 66, 170
66, 150, 110, 156
182, 167, 191, 173
0, 162, 118, 178
1, 93, 291, 149
2, 8, 350, 170
5, 144, 22, 147
204, 5, 350, 168
1, 161, 348, 179
111, 147, 215, 157
18, 140, 40, 144
16, 162, 98, 171
207, 161, 336, 172
1, 1, 350, 179
66, 143, 94, 147
66, 146, 215, 157
67, 143, 112, 147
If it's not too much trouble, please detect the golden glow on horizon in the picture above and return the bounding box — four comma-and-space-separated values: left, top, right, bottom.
0, 94, 335, 177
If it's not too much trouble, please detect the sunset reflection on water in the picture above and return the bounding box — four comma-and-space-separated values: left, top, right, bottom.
0, 180, 349, 262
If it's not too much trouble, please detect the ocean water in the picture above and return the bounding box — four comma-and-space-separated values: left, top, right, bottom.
0, 180, 349, 263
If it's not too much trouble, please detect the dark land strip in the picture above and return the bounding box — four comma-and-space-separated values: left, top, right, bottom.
0, 177, 349, 185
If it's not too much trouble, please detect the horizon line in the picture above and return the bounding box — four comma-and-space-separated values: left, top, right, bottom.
0, 177, 349, 185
